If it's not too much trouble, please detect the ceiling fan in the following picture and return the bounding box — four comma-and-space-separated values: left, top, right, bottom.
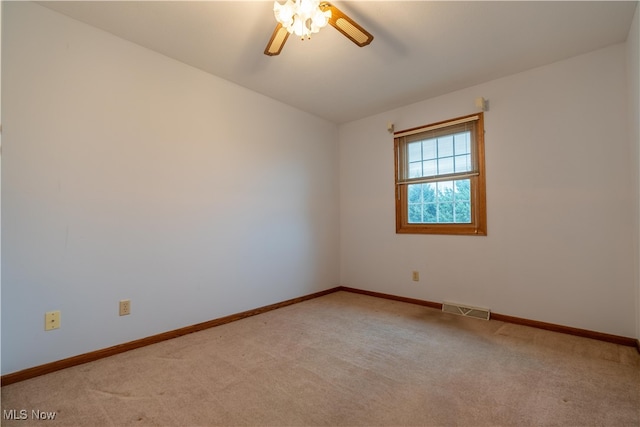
264, 0, 374, 56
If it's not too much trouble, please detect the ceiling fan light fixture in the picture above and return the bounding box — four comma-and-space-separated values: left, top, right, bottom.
273, 0, 331, 40
265, 1, 372, 56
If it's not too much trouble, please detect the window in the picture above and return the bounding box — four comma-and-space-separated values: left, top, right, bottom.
394, 113, 486, 235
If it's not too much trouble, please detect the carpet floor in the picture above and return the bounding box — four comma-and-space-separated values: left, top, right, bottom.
2, 291, 639, 426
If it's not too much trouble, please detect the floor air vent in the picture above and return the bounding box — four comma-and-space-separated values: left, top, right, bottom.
442, 302, 491, 320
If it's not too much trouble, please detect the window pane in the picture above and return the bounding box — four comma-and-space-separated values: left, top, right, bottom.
409, 161, 422, 178
408, 184, 422, 203
408, 203, 422, 223
454, 179, 471, 201
422, 183, 436, 203
423, 160, 437, 176
406, 180, 472, 224
454, 154, 471, 173
423, 203, 437, 223
423, 139, 437, 160
454, 201, 471, 223
454, 180, 471, 223
454, 132, 470, 155
438, 202, 454, 223
437, 181, 454, 202
405, 132, 471, 180
437, 135, 454, 157
408, 142, 422, 163
438, 157, 454, 175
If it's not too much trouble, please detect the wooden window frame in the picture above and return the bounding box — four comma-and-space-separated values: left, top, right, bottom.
394, 113, 487, 236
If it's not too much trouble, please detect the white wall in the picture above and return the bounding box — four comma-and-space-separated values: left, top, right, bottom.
1, 2, 339, 375
340, 43, 636, 337
628, 5, 640, 342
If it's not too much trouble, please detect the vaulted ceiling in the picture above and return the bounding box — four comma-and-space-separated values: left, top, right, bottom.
40, 1, 638, 124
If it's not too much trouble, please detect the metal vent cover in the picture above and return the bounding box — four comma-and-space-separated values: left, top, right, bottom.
442, 301, 490, 320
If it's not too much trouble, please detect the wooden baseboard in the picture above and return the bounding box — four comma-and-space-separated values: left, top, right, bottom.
338, 286, 638, 349
3, 285, 637, 386
489, 312, 637, 347
339, 286, 442, 310
1, 287, 342, 387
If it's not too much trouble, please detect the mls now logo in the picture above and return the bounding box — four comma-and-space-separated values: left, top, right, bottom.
3, 409, 57, 420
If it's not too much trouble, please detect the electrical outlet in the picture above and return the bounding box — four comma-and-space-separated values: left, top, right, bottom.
45, 311, 61, 331
119, 299, 131, 316
412, 271, 420, 281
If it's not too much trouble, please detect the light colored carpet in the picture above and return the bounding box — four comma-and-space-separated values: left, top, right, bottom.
2, 291, 639, 426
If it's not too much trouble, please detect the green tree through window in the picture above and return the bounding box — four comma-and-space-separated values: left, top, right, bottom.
408, 179, 471, 224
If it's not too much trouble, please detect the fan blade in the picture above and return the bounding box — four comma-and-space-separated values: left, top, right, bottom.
320, 2, 373, 47
264, 23, 290, 56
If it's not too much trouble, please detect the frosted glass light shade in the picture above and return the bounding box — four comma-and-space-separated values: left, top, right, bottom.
273, 0, 331, 39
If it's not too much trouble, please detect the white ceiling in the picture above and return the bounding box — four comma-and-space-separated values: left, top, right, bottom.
39, 1, 638, 124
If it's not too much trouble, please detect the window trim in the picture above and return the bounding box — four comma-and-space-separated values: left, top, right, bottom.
394, 112, 487, 236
